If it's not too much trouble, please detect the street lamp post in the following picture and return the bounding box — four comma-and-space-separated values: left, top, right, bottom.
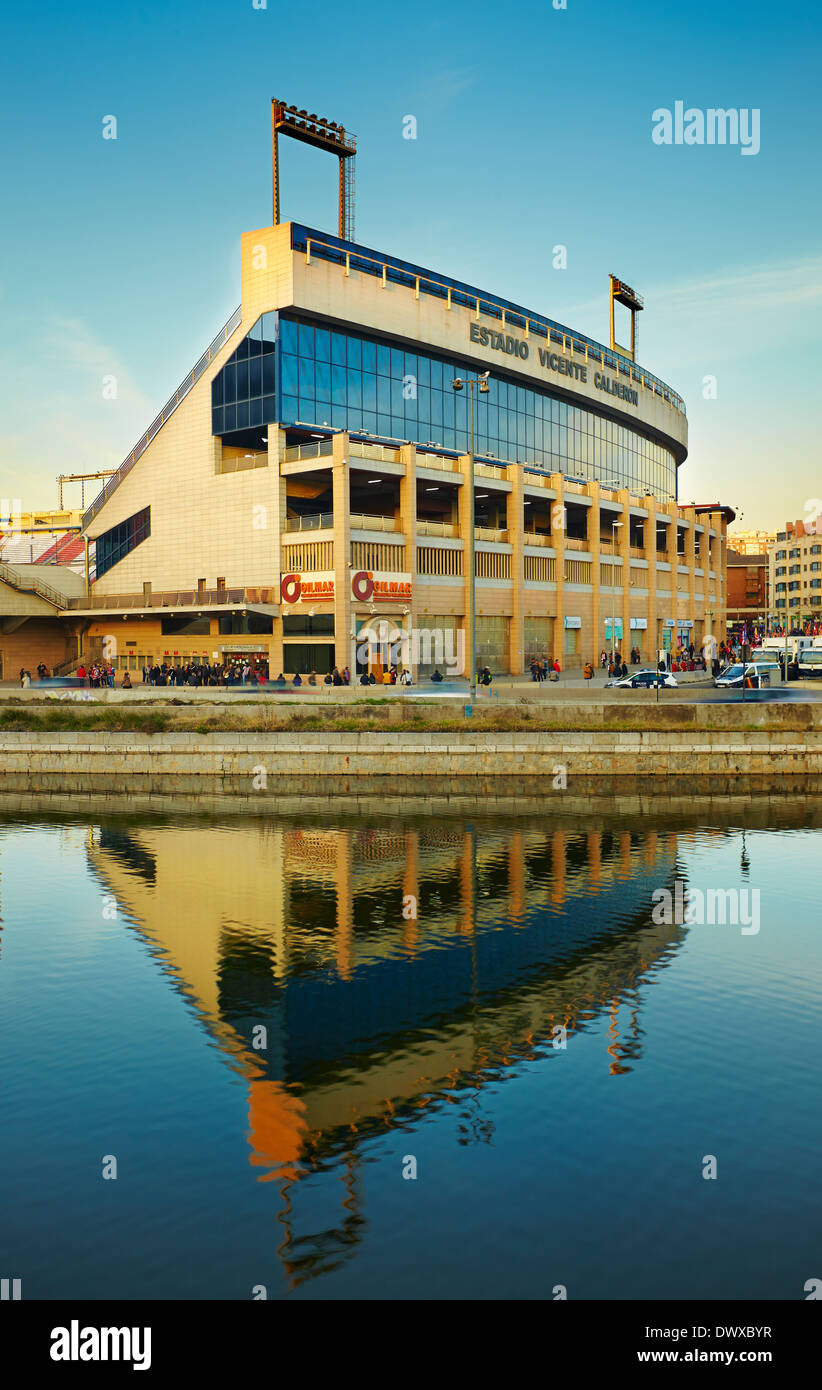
452, 372, 490, 703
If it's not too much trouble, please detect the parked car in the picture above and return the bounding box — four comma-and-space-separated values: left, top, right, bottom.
714, 661, 780, 689
607, 668, 678, 689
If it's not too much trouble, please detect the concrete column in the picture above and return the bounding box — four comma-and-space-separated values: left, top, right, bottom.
589, 482, 601, 670
551, 475, 565, 664
268, 427, 288, 678
644, 494, 657, 666
507, 466, 525, 674
686, 509, 697, 648
399, 444, 417, 678
618, 491, 631, 658
456, 453, 473, 681
332, 432, 351, 673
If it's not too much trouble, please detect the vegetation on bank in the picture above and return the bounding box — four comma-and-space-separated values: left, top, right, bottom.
0, 700, 816, 735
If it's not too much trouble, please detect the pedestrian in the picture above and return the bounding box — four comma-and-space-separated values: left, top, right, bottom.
584, 660, 594, 684
122, 671, 132, 689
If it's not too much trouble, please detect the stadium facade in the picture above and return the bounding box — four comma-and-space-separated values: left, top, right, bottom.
25, 221, 732, 678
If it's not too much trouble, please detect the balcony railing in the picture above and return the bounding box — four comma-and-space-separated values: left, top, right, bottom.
417, 520, 458, 538
563, 536, 589, 551
523, 531, 552, 547
284, 439, 334, 462
349, 440, 402, 463
65, 586, 278, 611
475, 526, 509, 543
416, 452, 459, 472
474, 462, 508, 481
284, 513, 334, 532
350, 513, 399, 533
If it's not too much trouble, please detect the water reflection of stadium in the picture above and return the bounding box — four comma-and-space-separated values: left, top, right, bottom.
89, 816, 686, 1287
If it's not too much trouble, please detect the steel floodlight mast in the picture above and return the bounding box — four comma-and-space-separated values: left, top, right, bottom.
272, 99, 357, 242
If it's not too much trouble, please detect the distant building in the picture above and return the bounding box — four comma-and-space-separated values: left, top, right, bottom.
768, 518, 822, 627
727, 527, 777, 557
726, 550, 769, 631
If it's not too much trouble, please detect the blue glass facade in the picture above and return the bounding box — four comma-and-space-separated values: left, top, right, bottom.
96, 506, 150, 579
212, 311, 678, 501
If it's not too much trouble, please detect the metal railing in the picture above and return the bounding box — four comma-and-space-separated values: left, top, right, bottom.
64, 586, 277, 611
416, 452, 460, 471
475, 526, 509, 543
292, 224, 685, 414
417, 519, 458, 538
349, 440, 402, 463
82, 304, 243, 529
523, 531, 552, 547
475, 462, 508, 481
284, 439, 334, 462
349, 513, 399, 533
284, 513, 334, 532
0, 561, 70, 609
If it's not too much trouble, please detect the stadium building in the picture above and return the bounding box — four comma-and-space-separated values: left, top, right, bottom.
22, 105, 733, 679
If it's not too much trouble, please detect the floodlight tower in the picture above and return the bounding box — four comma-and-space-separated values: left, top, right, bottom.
609, 274, 644, 359
272, 100, 357, 242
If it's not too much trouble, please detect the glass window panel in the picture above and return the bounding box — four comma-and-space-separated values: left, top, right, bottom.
362, 339, 376, 373
281, 354, 298, 396
347, 369, 362, 408
391, 347, 404, 378
417, 354, 430, 387
249, 356, 262, 396
298, 322, 314, 358
377, 376, 392, 413
224, 404, 236, 431
300, 358, 315, 395
249, 396, 263, 426
247, 334, 261, 357
347, 335, 362, 369
363, 373, 377, 411
235, 360, 249, 399
332, 332, 347, 365
281, 394, 298, 423
212, 372, 224, 406
332, 364, 347, 405
262, 394, 276, 420
263, 355, 276, 394
315, 360, 331, 401
280, 319, 299, 354
314, 327, 330, 361
236, 401, 249, 429
377, 343, 391, 376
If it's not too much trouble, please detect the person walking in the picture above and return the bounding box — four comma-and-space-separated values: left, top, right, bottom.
584, 660, 594, 685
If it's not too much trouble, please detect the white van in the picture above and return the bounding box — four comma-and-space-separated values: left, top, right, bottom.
714, 661, 781, 689
798, 648, 822, 678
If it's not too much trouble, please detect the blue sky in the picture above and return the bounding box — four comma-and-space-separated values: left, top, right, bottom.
0, 0, 819, 529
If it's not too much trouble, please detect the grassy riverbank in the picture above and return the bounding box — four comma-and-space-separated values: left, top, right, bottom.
0, 699, 819, 735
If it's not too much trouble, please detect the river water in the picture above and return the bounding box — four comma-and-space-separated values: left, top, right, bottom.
1, 788, 819, 1300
